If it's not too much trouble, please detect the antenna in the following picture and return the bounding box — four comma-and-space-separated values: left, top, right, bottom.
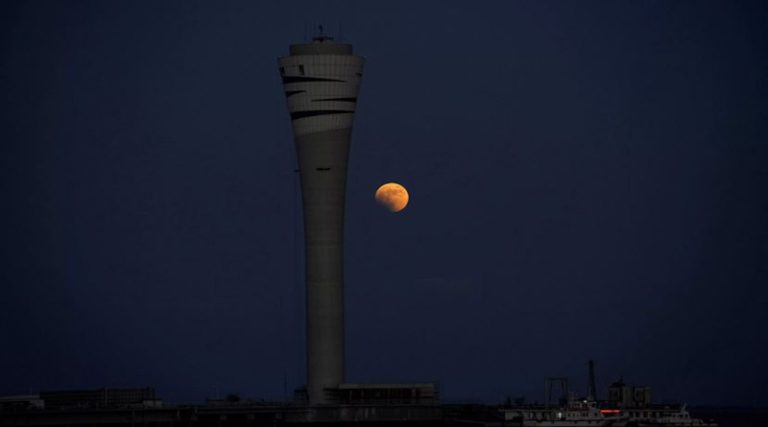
283, 370, 288, 401
312, 23, 335, 42
588, 360, 597, 401
545, 377, 569, 409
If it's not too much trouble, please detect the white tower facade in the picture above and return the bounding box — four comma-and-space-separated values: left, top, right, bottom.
278, 36, 364, 405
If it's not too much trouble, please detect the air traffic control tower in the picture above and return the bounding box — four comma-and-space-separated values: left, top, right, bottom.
278, 35, 364, 405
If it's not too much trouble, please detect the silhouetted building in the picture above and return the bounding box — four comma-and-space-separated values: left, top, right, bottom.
39, 388, 161, 410
0, 395, 44, 412
328, 383, 439, 405
607, 380, 652, 407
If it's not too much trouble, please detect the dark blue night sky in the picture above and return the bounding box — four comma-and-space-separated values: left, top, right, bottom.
2, 1, 767, 406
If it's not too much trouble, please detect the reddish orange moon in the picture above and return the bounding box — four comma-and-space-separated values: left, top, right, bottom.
375, 182, 409, 212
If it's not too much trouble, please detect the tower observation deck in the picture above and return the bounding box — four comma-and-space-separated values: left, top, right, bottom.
278, 36, 364, 405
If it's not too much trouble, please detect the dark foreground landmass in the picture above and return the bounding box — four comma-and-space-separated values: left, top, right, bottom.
1, 403, 767, 427
689, 407, 768, 427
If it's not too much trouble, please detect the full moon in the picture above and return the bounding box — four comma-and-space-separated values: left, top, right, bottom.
375, 182, 409, 212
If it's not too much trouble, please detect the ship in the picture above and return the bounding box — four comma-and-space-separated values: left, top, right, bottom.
500, 398, 628, 426
499, 400, 717, 427
498, 362, 717, 427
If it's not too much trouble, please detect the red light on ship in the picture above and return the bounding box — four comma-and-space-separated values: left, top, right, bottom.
600, 409, 622, 414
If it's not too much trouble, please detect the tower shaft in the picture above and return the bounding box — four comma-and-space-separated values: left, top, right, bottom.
279, 39, 364, 405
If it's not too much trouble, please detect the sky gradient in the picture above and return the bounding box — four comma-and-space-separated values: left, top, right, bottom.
2, 1, 767, 406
